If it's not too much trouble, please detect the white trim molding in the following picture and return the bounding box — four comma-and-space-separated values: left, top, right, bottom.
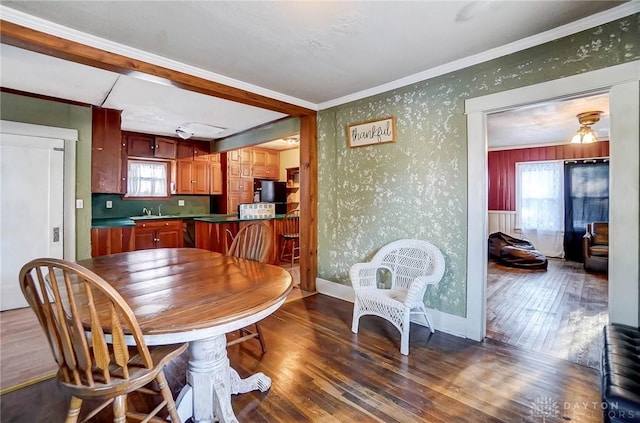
465, 61, 640, 341
316, 277, 469, 339
319, 3, 640, 110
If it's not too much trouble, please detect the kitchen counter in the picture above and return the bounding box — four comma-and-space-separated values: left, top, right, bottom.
91, 213, 288, 228
194, 214, 288, 224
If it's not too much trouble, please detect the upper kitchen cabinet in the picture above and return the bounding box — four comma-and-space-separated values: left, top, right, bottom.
126, 132, 177, 159
226, 148, 252, 179
154, 137, 178, 159
92, 107, 124, 194
176, 141, 210, 161
252, 148, 279, 179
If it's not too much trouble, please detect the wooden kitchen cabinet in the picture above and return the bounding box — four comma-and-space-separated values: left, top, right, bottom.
154, 137, 178, 159
126, 133, 177, 159
210, 162, 223, 195
91, 107, 123, 193
227, 148, 252, 179
176, 160, 209, 194
252, 148, 280, 179
134, 219, 183, 250
91, 226, 135, 257
226, 177, 253, 213
228, 148, 252, 165
126, 133, 155, 157
193, 142, 210, 161
177, 141, 210, 160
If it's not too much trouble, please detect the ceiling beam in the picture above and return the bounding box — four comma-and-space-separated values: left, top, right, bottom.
0, 20, 316, 117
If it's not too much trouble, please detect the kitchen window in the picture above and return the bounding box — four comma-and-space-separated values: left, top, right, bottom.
126, 159, 169, 197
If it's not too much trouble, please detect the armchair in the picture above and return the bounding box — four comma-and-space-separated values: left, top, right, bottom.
350, 239, 445, 355
583, 222, 608, 273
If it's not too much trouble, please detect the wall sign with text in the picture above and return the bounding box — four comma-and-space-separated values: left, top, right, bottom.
347, 116, 397, 148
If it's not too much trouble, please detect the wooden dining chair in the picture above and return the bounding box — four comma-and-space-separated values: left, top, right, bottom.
279, 209, 300, 266
19, 258, 187, 423
226, 221, 273, 352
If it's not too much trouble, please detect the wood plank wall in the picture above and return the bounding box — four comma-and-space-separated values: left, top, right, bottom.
488, 141, 610, 211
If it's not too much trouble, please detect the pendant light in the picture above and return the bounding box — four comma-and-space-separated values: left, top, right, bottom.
571, 111, 602, 144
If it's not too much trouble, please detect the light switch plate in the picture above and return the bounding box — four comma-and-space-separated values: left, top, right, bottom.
106, 200, 113, 209
75, 199, 84, 209
178, 200, 185, 206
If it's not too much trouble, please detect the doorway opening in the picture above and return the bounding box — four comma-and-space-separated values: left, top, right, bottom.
483, 93, 611, 367
465, 61, 639, 349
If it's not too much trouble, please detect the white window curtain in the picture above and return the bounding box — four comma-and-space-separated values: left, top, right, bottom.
516, 161, 564, 258
126, 160, 168, 197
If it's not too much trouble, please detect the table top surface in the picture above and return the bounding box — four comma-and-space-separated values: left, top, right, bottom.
76, 248, 293, 338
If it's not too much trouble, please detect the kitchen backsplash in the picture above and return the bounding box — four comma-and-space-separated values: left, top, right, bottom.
92, 194, 211, 219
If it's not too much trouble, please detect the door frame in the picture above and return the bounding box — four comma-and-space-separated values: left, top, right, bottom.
1, 120, 78, 260
465, 60, 640, 341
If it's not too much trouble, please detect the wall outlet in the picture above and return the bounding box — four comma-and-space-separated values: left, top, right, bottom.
178, 200, 185, 206
75, 199, 84, 209
106, 200, 113, 209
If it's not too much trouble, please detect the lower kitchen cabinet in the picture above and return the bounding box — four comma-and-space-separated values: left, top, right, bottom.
134, 219, 183, 250
91, 227, 135, 257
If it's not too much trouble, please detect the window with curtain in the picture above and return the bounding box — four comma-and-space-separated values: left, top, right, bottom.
126, 160, 169, 197
516, 161, 564, 257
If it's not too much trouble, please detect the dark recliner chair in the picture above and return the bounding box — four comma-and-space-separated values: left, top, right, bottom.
583, 222, 608, 273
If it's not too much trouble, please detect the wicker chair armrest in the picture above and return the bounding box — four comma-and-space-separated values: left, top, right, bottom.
405, 277, 430, 307
350, 262, 382, 290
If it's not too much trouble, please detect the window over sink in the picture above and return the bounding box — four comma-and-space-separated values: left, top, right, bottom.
126, 159, 169, 198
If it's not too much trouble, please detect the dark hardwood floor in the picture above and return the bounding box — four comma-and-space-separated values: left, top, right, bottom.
1, 294, 603, 422
486, 258, 608, 369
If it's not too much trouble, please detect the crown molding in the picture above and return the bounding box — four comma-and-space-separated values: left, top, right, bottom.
0, 5, 318, 112
318, 2, 640, 110
2, 2, 637, 112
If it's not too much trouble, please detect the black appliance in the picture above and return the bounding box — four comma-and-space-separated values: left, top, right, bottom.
254, 179, 287, 214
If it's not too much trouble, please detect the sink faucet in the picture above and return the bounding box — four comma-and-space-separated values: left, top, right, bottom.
142, 207, 153, 216
158, 204, 162, 216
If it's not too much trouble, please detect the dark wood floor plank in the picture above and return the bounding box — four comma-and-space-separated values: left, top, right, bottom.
487, 258, 608, 368
2, 293, 604, 422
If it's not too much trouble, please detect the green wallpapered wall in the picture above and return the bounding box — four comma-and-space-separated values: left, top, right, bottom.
316, 14, 640, 317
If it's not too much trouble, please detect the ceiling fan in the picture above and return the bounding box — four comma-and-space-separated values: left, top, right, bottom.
175, 122, 227, 140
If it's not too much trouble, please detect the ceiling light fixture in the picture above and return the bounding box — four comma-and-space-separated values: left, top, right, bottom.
571, 111, 602, 144
285, 136, 300, 145
175, 127, 193, 140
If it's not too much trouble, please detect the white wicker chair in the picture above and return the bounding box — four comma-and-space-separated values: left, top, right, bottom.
350, 239, 446, 355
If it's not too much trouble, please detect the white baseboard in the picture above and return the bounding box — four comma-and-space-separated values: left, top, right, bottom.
315, 277, 470, 339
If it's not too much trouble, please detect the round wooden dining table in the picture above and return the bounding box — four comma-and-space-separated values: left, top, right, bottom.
77, 248, 293, 423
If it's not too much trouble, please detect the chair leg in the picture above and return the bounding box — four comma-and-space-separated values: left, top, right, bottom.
280, 238, 288, 264
421, 305, 436, 334
65, 396, 83, 423
157, 371, 182, 423
400, 310, 411, 355
255, 322, 267, 353
351, 299, 360, 333
112, 395, 127, 423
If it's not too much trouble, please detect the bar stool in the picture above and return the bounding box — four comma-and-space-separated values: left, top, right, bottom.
279, 209, 300, 266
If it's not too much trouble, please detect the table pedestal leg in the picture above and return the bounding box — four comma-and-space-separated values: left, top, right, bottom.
175, 334, 273, 423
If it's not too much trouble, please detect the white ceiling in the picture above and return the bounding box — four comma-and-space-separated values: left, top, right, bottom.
0, 2, 633, 147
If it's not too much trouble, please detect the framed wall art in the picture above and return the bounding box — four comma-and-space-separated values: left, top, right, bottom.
347, 116, 397, 148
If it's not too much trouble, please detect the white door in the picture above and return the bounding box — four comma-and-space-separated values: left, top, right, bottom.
0, 133, 65, 310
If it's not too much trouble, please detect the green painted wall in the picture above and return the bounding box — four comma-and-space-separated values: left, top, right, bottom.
317, 15, 640, 317
0, 92, 93, 260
